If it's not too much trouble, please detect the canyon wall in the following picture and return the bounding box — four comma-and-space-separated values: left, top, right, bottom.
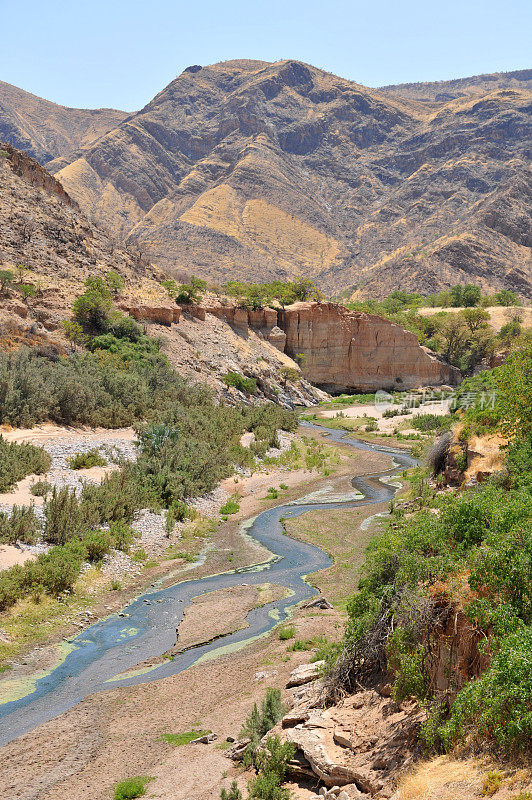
279, 302, 460, 391
148, 300, 460, 392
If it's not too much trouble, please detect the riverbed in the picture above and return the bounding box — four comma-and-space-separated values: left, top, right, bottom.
0, 426, 416, 746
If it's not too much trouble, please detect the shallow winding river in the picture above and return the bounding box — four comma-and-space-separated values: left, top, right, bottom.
0, 426, 416, 746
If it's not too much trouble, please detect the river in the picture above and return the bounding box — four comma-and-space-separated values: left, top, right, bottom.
0, 425, 417, 746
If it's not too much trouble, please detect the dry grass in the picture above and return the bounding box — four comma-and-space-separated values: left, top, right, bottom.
397, 756, 484, 800
398, 758, 532, 800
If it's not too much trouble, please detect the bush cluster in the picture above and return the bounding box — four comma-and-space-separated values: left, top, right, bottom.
0, 342, 296, 611
223, 372, 258, 395
330, 344, 532, 755
223, 276, 321, 309
225, 689, 293, 800
68, 449, 107, 470
0, 436, 51, 492
347, 287, 528, 375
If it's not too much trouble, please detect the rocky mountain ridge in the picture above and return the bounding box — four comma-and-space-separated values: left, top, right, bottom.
0, 80, 127, 165
2, 60, 527, 298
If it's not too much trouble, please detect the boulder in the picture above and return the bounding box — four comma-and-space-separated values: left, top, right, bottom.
286, 661, 325, 687
191, 732, 217, 744
267, 325, 287, 351
302, 596, 333, 610
225, 738, 250, 761
283, 690, 424, 792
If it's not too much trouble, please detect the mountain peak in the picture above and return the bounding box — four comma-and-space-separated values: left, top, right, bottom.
1, 61, 530, 299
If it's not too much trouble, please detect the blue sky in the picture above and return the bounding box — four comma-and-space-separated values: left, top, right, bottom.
1, 0, 530, 111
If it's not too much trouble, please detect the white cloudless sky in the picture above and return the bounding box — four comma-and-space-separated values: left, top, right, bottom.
0, 0, 530, 111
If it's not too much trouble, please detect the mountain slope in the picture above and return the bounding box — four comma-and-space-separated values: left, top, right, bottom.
6, 61, 531, 298
0, 143, 325, 407
379, 67, 532, 103
0, 80, 127, 166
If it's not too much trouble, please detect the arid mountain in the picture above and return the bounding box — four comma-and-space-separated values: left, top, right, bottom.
0, 80, 127, 166
380, 68, 532, 103
0, 141, 149, 307
3, 61, 531, 298
0, 143, 325, 406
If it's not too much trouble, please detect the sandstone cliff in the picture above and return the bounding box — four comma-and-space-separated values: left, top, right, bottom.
279, 303, 460, 391
164, 300, 460, 391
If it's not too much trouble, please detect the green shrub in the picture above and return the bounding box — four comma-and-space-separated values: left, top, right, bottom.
73, 277, 113, 333
104, 270, 124, 296
247, 772, 290, 800
165, 500, 193, 533
81, 468, 147, 525
220, 781, 243, 800
82, 530, 111, 561
0, 505, 40, 545
0, 269, 14, 295
278, 624, 295, 641
411, 414, 453, 433
29, 541, 86, 597
108, 520, 136, 552
44, 487, 88, 545
220, 497, 240, 515
223, 372, 258, 394
0, 436, 51, 492
287, 639, 313, 652
482, 771, 505, 796
174, 275, 206, 304
253, 735, 296, 783
113, 777, 153, 800
30, 480, 53, 497
0, 566, 24, 610
240, 688, 286, 763
69, 449, 107, 470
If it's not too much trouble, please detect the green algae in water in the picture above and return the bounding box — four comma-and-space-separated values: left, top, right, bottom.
0, 640, 75, 704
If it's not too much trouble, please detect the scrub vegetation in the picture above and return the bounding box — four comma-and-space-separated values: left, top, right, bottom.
326, 343, 532, 756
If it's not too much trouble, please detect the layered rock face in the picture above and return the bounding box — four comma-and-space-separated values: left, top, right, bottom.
279, 303, 460, 391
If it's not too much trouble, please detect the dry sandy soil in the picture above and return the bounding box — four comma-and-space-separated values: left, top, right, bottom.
318, 400, 451, 436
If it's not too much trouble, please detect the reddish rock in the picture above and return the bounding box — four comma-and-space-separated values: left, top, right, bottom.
5, 300, 28, 319
279, 302, 460, 391
125, 303, 180, 325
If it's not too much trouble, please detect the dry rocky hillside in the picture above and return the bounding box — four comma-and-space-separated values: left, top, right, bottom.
1, 61, 529, 298
0, 143, 324, 406
0, 80, 127, 165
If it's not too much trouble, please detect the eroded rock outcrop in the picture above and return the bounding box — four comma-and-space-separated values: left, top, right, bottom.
122, 302, 180, 326
275, 678, 422, 798
179, 300, 459, 392
279, 303, 460, 392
